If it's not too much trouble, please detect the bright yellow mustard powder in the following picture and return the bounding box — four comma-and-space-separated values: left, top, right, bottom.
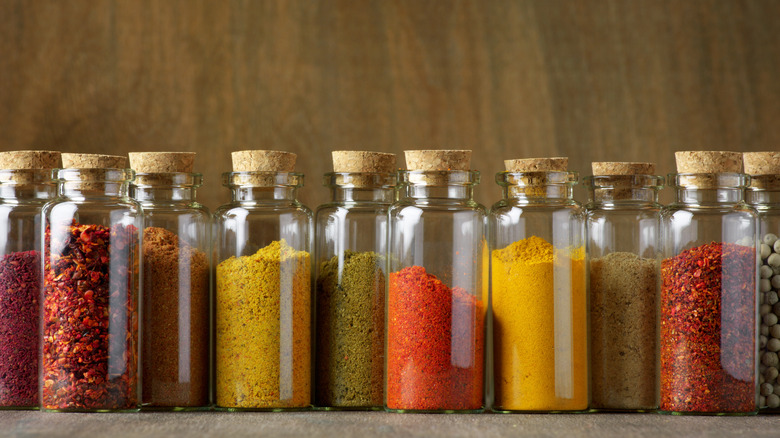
216, 240, 311, 409
491, 235, 587, 411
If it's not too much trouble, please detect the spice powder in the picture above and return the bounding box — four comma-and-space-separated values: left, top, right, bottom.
142, 227, 209, 407
216, 239, 311, 409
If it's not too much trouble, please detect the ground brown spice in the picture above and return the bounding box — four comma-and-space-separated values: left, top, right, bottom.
590, 252, 657, 410
142, 227, 209, 407
315, 250, 385, 408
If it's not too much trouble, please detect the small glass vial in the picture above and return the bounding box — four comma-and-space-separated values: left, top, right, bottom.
129, 152, 210, 410
314, 151, 396, 410
41, 153, 141, 412
0, 151, 60, 409
659, 151, 757, 415
743, 152, 780, 411
490, 157, 588, 412
585, 162, 663, 411
386, 150, 486, 413
214, 150, 312, 411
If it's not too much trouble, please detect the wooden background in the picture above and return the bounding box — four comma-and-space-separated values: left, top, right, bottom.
1, 0, 779, 209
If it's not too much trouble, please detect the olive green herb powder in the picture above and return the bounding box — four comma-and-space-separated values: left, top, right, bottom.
315, 250, 385, 407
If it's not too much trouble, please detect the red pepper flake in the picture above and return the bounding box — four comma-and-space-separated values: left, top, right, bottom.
660, 242, 756, 413
0, 250, 40, 407
42, 222, 139, 411
387, 266, 484, 411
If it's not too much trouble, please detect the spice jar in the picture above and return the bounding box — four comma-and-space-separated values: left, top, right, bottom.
41, 153, 141, 412
314, 151, 396, 410
214, 150, 312, 411
744, 152, 780, 411
386, 150, 486, 413
490, 157, 588, 412
0, 151, 60, 409
585, 162, 662, 411
660, 151, 757, 415
129, 152, 210, 410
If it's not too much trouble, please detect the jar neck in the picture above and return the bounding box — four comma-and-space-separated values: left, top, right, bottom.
56, 168, 135, 199
585, 175, 663, 207
399, 170, 479, 201
231, 186, 299, 202
747, 175, 780, 207
223, 171, 303, 204
671, 173, 748, 205
497, 171, 577, 203
330, 186, 394, 203
131, 173, 201, 204
324, 172, 396, 203
0, 169, 56, 200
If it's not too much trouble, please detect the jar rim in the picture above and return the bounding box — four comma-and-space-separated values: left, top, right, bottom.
222, 171, 304, 188
668, 172, 749, 189
132, 172, 203, 188
496, 170, 578, 187
398, 169, 480, 186
323, 172, 396, 188
0, 168, 55, 185
54, 168, 136, 183
583, 174, 664, 189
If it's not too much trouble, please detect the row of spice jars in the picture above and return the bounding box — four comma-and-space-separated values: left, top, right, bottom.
0, 147, 765, 414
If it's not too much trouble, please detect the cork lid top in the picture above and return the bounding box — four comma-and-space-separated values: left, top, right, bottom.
404, 150, 471, 171
591, 162, 656, 176
504, 157, 568, 172
129, 152, 196, 173
0, 150, 61, 170
61, 153, 128, 169
744, 152, 780, 175
332, 151, 396, 173
674, 151, 743, 173
231, 150, 296, 172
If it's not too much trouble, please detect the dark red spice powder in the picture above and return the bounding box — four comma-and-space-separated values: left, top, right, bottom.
387, 265, 484, 411
0, 250, 40, 407
42, 222, 139, 411
660, 242, 756, 413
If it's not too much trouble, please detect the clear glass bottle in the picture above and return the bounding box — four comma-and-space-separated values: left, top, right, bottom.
41, 153, 141, 412
214, 150, 312, 411
490, 158, 588, 412
743, 152, 780, 411
129, 152, 211, 410
0, 151, 59, 409
314, 151, 396, 410
659, 151, 757, 415
584, 162, 662, 411
386, 150, 486, 413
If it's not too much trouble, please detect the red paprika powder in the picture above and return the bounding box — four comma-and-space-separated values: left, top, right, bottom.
386, 265, 484, 411
660, 242, 756, 413
42, 222, 139, 411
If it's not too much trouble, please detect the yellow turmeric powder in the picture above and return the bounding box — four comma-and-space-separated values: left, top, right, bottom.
216, 239, 311, 409
491, 235, 587, 411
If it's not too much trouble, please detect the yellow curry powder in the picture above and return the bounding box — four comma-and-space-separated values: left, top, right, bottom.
491, 235, 587, 411
216, 239, 311, 409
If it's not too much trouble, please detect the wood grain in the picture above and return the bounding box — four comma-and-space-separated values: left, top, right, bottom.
1, 0, 779, 209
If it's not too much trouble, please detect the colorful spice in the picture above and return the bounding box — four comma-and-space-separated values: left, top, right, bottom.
386, 265, 484, 411
42, 222, 139, 411
142, 227, 209, 407
660, 242, 756, 413
216, 239, 311, 409
590, 252, 657, 410
491, 236, 587, 411
758, 233, 780, 409
0, 250, 40, 407
315, 250, 384, 408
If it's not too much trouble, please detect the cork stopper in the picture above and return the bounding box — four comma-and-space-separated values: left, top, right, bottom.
129, 152, 196, 173
592, 162, 655, 176
504, 157, 568, 172
62, 153, 127, 169
674, 151, 742, 173
0, 150, 61, 170
332, 151, 396, 173
231, 150, 296, 172
744, 152, 780, 175
404, 150, 471, 171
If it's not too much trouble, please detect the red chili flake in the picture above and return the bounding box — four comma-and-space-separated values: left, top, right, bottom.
386, 265, 484, 411
0, 250, 40, 407
42, 222, 139, 411
660, 242, 756, 413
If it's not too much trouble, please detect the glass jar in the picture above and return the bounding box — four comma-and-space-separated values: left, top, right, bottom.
660, 152, 757, 415
490, 162, 588, 412
386, 153, 486, 413
584, 165, 663, 411
0, 151, 59, 409
41, 156, 142, 412
743, 152, 780, 411
130, 152, 211, 410
314, 153, 395, 410
214, 158, 312, 411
